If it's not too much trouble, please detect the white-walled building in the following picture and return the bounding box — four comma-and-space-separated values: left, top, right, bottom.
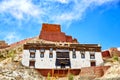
22, 43, 103, 76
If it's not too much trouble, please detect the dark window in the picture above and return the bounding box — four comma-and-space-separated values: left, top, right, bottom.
90, 54, 95, 59
72, 53, 76, 58
81, 53, 85, 58
40, 48, 45, 52
30, 52, 35, 58
81, 50, 85, 58
29, 48, 36, 58
72, 49, 76, 58
49, 48, 53, 58
56, 52, 69, 58
56, 59, 70, 68
29, 48, 36, 53
40, 52, 44, 58
49, 53, 53, 58
40, 48, 45, 58
29, 60, 35, 67
50, 48, 53, 53
64, 44, 68, 46
90, 61, 96, 66
61, 63, 65, 68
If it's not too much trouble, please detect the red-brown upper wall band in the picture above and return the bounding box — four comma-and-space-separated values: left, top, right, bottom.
39, 23, 78, 43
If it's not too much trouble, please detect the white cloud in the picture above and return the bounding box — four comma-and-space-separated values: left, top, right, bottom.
0, 0, 116, 24
55, 0, 70, 4
48, 0, 115, 25
118, 48, 120, 51
0, 0, 42, 20
0, 0, 118, 43
4, 32, 21, 44
0, 0, 114, 22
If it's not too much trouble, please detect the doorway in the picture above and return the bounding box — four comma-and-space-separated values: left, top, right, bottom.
90, 61, 96, 66
61, 63, 65, 68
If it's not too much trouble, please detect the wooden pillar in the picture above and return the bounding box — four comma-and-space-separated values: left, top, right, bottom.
52, 69, 54, 77
58, 70, 59, 76
52, 69, 54, 80
68, 68, 70, 75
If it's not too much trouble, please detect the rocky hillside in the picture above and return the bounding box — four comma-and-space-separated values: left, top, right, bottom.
0, 37, 44, 80
0, 56, 44, 80
0, 37, 77, 80
0, 37, 120, 80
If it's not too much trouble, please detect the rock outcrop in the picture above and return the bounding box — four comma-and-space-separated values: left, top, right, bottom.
0, 41, 9, 49
94, 64, 120, 80
102, 48, 120, 58
0, 55, 44, 80
109, 48, 120, 57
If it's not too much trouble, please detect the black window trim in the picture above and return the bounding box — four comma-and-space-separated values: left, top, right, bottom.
72, 49, 76, 58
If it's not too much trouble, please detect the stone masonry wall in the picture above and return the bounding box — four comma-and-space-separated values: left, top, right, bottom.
39, 23, 78, 43
102, 50, 111, 58
41, 23, 61, 32
80, 66, 110, 78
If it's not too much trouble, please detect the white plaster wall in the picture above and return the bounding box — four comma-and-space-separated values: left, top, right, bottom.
70, 51, 91, 69
84, 51, 103, 67
70, 51, 103, 69
80, 51, 91, 68
22, 49, 103, 69
82, 51, 103, 67
70, 51, 81, 69
21, 50, 30, 67
95, 52, 103, 66
22, 50, 56, 69
35, 50, 56, 69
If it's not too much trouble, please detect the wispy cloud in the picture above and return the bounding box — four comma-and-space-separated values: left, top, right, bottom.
0, 0, 116, 23
54, 0, 70, 4
0, 0, 42, 20
0, 0, 118, 44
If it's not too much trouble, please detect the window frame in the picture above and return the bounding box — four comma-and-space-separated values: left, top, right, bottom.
29, 48, 36, 58
49, 48, 53, 58
40, 52, 44, 58
30, 52, 35, 58
29, 60, 35, 67
72, 49, 76, 58
40, 48, 45, 53
29, 48, 36, 53
90, 53, 95, 59
40, 48, 45, 58
89, 48, 95, 59
49, 52, 53, 58
80, 50, 85, 58
90, 61, 96, 66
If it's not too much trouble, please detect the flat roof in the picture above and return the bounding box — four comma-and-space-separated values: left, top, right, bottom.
24, 43, 101, 52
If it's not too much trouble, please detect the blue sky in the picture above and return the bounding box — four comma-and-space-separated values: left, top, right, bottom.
0, 0, 120, 50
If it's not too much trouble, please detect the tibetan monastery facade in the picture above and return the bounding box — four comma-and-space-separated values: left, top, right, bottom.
22, 43, 103, 76
22, 23, 103, 76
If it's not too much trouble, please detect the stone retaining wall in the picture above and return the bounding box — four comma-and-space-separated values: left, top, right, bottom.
80, 66, 110, 78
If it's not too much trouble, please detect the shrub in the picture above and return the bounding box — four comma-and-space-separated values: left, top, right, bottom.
113, 56, 118, 61
68, 74, 74, 80
47, 72, 50, 80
